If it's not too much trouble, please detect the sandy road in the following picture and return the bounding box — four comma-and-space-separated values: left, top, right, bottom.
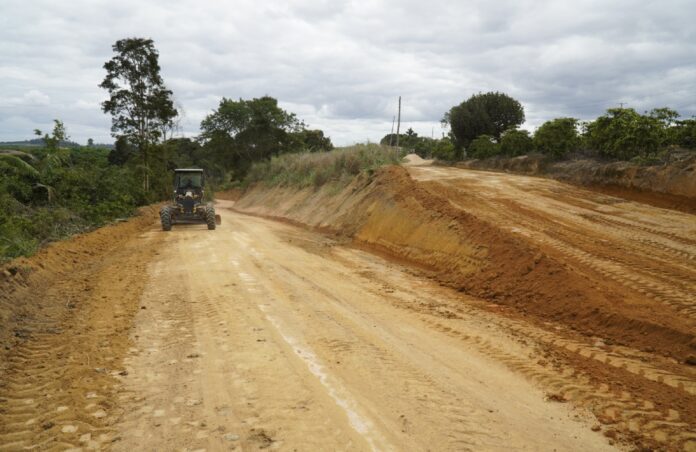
113, 201, 614, 451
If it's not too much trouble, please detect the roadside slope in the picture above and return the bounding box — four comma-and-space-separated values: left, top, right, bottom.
0, 207, 161, 450
235, 166, 696, 362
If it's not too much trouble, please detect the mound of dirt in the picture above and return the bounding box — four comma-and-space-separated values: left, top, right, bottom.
0, 206, 158, 368
403, 153, 430, 166
235, 167, 695, 361
0, 206, 160, 447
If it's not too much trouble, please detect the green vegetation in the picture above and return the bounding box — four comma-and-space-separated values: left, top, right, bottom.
533, 118, 581, 158
500, 129, 534, 156
380, 128, 438, 158
467, 135, 500, 159
444, 92, 525, 149
0, 122, 142, 261
586, 108, 676, 160
431, 138, 457, 161
436, 91, 695, 162
199, 96, 333, 181
244, 144, 403, 189
100, 38, 178, 193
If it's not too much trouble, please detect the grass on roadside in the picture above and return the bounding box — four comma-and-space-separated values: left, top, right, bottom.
244, 143, 404, 189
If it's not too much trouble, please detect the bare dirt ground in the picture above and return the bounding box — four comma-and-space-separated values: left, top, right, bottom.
1, 165, 694, 451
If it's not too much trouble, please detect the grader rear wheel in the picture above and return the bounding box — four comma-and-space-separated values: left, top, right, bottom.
160, 206, 172, 231
206, 206, 216, 230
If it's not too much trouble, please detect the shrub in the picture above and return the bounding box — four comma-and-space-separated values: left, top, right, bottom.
467, 135, 501, 159
500, 129, 533, 156
585, 108, 667, 160
534, 118, 580, 158
432, 138, 457, 161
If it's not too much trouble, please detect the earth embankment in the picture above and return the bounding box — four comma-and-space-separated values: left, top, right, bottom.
235, 166, 696, 362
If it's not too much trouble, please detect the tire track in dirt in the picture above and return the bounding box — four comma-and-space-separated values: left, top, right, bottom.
327, 246, 696, 451
227, 217, 613, 451
445, 187, 696, 320
0, 218, 159, 451
115, 224, 372, 451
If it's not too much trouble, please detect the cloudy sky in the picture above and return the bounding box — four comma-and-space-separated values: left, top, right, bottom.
1, 0, 695, 145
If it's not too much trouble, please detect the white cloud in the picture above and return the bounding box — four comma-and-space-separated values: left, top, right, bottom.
23, 90, 50, 105
0, 0, 695, 145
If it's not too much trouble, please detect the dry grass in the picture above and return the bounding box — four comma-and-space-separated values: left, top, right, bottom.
244, 143, 404, 188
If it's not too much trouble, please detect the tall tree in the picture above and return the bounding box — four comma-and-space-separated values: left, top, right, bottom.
99, 37, 177, 191
444, 92, 525, 149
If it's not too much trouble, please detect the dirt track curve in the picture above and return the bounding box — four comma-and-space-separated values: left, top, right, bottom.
1, 165, 695, 451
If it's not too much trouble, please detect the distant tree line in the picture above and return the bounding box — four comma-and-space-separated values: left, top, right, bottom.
382, 92, 696, 163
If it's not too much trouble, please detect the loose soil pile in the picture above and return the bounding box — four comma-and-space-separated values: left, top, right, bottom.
0, 207, 160, 448
235, 166, 695, 362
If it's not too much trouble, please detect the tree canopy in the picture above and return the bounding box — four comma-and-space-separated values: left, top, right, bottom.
200, 96, 315, 178
445, 92, 525, 148
100, 38, 177, 190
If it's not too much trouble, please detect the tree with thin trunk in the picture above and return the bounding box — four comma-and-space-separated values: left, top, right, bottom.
99, 37, 177, 192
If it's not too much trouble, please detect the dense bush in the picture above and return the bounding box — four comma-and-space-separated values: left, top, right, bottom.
533, 118, 580, 158
244, 144, 403, 189
432, 138, 457, 161
467, 135, 500, 159
674, 119, 696, 148
586, 108, 676, 160
500, 129, 534, 156
0, 146, 142, 261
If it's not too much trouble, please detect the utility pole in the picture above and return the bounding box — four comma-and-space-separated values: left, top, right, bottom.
395, 96, 401, 149
389, 115, 395, 146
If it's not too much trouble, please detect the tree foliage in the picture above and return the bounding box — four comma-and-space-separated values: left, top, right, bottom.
292, 129, 334, 153
467, 135, 500, 158
200, 96, 306, 178
431, 138, 457, 161
0, 122, 143, 261
100, 37, 177, 191
380, 128, 438, 158
500, 129, 533, 156
585, 108, 675, 160
445, 92, 525, 149
533, 118, 580, 158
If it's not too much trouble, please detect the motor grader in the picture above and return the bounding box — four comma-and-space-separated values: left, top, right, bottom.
159, 169, 221, 231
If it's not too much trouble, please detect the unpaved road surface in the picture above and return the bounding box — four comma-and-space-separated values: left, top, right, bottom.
114, 204, 611, 451
1, 166, 695, 451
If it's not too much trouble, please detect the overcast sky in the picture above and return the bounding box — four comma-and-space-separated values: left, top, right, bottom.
1, 0, 695, 145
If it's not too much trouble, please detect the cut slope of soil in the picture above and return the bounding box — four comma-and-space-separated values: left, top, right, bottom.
0, 207, 161, 448
234, 166, 695, 362
457, 152, 696, 214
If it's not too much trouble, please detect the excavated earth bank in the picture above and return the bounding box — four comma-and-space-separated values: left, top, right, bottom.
235, 166, 695, 362
0, 207, 160, 449
457, 153, 696, 214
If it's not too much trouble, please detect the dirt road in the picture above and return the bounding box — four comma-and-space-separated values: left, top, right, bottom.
1, 166, 695, 451
113, 203, 612, 451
